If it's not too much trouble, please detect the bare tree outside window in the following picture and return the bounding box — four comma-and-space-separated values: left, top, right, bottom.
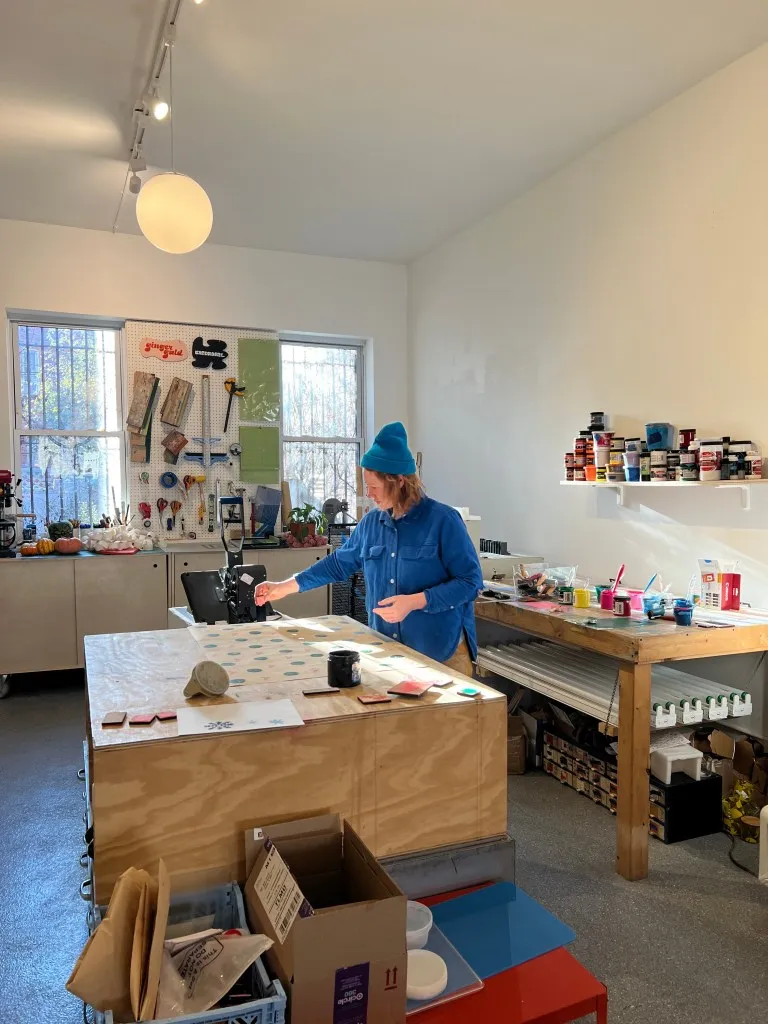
12, 322, 125, 532
281, 341, 364, 511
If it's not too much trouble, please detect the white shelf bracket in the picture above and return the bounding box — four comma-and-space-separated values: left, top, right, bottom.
740, 485, 751, 511
615, 485, 625, 508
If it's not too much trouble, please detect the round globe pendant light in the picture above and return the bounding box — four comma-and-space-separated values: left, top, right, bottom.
136, 172, 213, 254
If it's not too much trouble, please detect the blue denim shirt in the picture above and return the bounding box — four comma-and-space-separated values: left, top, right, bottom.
295, 497, 483, 663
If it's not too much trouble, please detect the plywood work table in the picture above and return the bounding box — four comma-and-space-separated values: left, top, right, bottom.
85, 615, 507, 902
476, 599, 768, 881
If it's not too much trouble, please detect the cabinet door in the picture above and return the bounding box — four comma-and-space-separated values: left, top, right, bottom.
75, 554, 168, 663
172, 552, 225, 608
258, 548, 329, 617
0, 558, 77, 674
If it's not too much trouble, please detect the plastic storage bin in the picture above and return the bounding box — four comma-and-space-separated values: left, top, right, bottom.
90, 883, 286, 1024
645, 423, 675, 450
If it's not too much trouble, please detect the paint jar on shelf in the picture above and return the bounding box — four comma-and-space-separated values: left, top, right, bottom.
565, 467, 575, 481
625, 437, 643, 453
623, 450, 640, 482
585, 465, 597, 482
592, 430, 613, 461
699, 440, 723, 481
564, 452, 575, 468
595, 466, 607, 482
747, 451, 763, 479
651, 467, 668, 481
640, 451, 651, 482
574, 468, 586, 482
590, 412, 606, 431
574, 433, 588, 455
678, 428, 696, 450
650, 449, 668, 468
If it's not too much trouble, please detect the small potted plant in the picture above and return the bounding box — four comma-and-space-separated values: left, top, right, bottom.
287, 503, 327, 542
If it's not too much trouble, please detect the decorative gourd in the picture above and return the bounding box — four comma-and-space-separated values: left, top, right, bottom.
48, 521, 74, 541
20, 543, 38, 557
36, 538, 55, 556
54, 537, 83, 555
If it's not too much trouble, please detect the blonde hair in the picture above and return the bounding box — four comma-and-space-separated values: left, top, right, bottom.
372, 472, 425, 516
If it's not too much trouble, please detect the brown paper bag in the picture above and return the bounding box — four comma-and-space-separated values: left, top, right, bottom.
66, 867, 151, 1022
130, 875, 157, 1019
139, 859, 170, 1021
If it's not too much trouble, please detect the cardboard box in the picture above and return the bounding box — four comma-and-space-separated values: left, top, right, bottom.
507, 714, 527, 775
244, 814, 406, 1024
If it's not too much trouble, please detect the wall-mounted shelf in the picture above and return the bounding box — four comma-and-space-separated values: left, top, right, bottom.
560, 479, 768, 510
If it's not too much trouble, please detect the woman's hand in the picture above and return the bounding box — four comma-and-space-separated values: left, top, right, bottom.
374, 593, 427, 623
255, 578, 299, 606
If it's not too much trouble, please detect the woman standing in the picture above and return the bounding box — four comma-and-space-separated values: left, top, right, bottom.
255, 422, 483, 674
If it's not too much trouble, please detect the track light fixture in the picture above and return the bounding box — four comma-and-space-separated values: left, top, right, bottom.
128, 173, 142, 195
150, 92, 170, 121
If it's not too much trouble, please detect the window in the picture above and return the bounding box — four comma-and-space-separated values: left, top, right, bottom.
281, 340, 364, 511
12, 321, 125, 534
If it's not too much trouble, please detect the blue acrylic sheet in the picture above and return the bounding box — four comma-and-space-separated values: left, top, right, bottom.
430, 883, 575, 979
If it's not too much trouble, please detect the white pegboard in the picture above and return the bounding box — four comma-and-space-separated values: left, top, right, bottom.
124, 321, 279, 538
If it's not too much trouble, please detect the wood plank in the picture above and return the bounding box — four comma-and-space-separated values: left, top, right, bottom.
159, 377, 193, 428
476, 599, 768, 664
92, 716, 378, 900
126, 371, 159, 432
616, 662, 650, 880
635, 624, 768, 663
478, 700, 509, 837
85, 618, 504, 749
476, 600, 643, 662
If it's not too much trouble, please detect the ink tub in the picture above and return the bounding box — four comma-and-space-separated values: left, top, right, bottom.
407, 900, 434, 950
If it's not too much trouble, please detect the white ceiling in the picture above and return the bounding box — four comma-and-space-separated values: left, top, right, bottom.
2, 1, 768, 262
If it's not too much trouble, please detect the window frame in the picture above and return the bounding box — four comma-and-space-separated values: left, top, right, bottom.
10, 316, 128, 526
279, 335, 366, 499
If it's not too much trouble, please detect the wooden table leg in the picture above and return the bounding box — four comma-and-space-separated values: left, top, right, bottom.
616, 661, 651, 880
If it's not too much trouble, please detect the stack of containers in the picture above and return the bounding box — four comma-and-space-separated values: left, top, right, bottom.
564, 417, 763, 483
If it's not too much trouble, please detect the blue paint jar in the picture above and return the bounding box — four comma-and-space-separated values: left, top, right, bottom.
673, 600, 693, 627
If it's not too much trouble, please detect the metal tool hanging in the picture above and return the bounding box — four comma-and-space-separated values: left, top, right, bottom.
223, 378, 246, 433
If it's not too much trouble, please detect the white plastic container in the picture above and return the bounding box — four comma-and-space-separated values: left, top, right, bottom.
406, 900, 433, 950
406, 949, 448, 1001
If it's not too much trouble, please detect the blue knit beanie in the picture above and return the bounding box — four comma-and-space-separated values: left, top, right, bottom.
361, 422, 416, 476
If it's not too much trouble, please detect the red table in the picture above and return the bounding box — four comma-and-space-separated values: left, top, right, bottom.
419, 891, 607, 1024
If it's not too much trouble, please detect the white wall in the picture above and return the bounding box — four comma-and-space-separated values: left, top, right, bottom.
410, 43, 768, 735
0, 217, 408, 467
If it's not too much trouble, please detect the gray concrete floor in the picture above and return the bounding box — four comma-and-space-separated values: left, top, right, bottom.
1, 675, 768, 1023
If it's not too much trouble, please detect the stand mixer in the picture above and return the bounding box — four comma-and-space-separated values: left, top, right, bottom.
0, 471, 21, 558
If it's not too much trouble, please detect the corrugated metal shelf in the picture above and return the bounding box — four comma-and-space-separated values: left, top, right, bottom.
477, 640, 753, 730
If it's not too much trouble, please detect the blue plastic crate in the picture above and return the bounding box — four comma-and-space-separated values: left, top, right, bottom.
90, 882, 285, 1024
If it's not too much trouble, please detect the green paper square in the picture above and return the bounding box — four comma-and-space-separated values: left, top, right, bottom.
239, 425, 280, 484
238, 338, 280, 423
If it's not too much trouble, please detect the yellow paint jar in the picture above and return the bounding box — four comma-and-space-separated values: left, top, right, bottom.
573, 588, 591, 608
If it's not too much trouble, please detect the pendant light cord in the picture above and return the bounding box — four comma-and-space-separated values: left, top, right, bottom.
169, 40, 175, 173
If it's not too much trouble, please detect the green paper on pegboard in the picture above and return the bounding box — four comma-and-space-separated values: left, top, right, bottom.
239, 426, 280, 483
238, 338, 280, 422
